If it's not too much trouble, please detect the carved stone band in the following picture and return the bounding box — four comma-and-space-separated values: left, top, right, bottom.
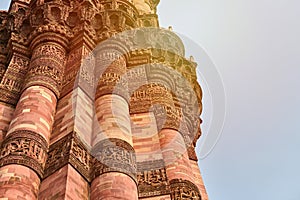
24, 42, 66, 98
25, 65, 62, 98
0, 130, 48, 179
0, 88, 20, 106
96, 72, 129, 102
153, 104, 182, 131
137, 166, 169, 198
44, 134, 137, 183
44, 133, 92, 182
170, 179, 202, 200
91, 138, 137, 183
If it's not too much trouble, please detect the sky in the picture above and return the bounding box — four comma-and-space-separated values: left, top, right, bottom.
1, 0, 300, 200
158, 1, 300, 200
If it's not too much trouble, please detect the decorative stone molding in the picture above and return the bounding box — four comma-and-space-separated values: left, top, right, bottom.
0, 88, 20, 105
145, 0, 160, 13
28, 0, 140, 43
96, 72, 129, 101
0, 130, 48, 178
0, 0, 208, 199
95, 47, 130, 101
43, 133, 72, 179
137, 167, 169, 198
170, 179, 202, 200
28, 2, 74, 42
7, 6, 29, 33
44, 132, 92, 182
91, 0, 139, 42
129, 83, 172, 110
126, 45, 202, 144
69, 134, 92, 181
154, 104, 182, 131
25, 42, 66, 97
91, 138, 137, 183
0, 54, 30, 105
0, 12, 9, 62
126, 55, 202, 147
129, 82, 184, 132
61, 44, 94, 98
44, 133, 137, 183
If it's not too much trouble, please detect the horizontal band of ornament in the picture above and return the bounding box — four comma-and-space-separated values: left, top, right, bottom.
44, 133, 73, 179
0, 87, 20, 106
44, 133, 137, 183
92, 159, 137, 184
137, 159, 165, 171
95, 86, 130, 102
44, 132, 93, 182
91, 138, 137, 183
23, 75, 62, 98
0, 130, 48, 179
137, 166, 169, 198
170, 179, 202, 200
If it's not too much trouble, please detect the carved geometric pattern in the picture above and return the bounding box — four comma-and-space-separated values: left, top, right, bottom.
43, 133, 72, 179
0, 88, 20, 105
95, 51, 129, 101
170, 179, 202, 200
0, 55, 30, 106
137, 159, 169, 197
137, 167, 169, 198
44, 133, 137, 183
25, 43, 66, 97
69, 134, 92, 181
0, 130, 48, 178
44, 132, 92, 182
0, 0, 207, 199
96, 72, 129, 101
91, 138, 137, 183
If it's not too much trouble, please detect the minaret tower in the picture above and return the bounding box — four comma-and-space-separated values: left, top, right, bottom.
0, 0, 209, 199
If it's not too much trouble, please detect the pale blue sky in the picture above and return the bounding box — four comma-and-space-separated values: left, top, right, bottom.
1, 1, 300, 200
158, 1, 300, 200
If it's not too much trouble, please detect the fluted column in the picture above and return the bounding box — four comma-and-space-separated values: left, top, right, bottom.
150, 84, 202, 199
0, 38, 66, 199
91, 46, 138, 200
149, 84, 192, 180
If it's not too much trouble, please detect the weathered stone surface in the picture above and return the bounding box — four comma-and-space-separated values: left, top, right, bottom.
0, 130, 48, 178
0, 0, 208, 199
170, 179, 202, 200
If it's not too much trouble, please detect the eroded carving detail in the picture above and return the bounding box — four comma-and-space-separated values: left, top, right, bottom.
44, 134, 138, 183
0, 130, 48, 178
170, 179, 202, 200
0, 55, 30, 105
137, 167, 169, 197
44, 132, 92, 182
95, 50, 129, 100
91, 138, 137, 182
43, 133, 72, 179
25, 43, 66, 97
69, 134, 92, 181
31, 44, 66, 61
96, 72, 129, 100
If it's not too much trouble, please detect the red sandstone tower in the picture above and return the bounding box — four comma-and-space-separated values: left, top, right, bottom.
0, 0, 208, 199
